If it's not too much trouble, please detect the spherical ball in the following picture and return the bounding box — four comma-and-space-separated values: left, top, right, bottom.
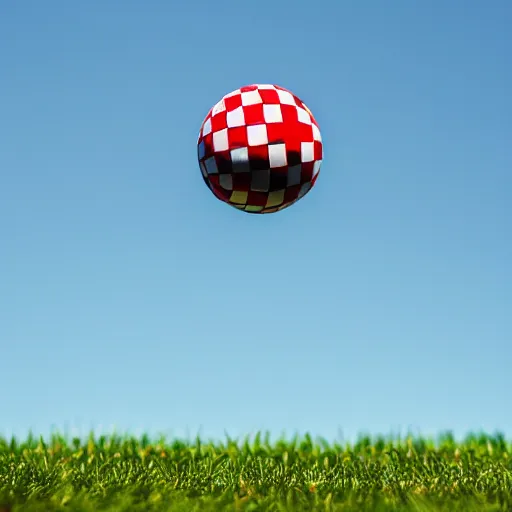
197, 84, 323, 214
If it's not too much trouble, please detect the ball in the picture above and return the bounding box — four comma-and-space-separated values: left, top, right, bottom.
197, 84, 323, 214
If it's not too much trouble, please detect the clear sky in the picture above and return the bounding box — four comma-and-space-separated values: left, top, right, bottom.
1, 0, 510, 444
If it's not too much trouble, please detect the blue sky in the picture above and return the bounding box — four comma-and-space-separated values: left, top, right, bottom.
1, 0, 510, 443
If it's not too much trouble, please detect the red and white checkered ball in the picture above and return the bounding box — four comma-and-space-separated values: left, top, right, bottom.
197, 84, 322, 214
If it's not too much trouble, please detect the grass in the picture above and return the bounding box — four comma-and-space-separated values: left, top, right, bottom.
0, 431, 511, 511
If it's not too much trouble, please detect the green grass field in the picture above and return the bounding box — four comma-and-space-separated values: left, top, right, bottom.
0, 432, 510, 511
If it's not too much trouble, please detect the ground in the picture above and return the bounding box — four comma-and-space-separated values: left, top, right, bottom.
0, 432, 510, 511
